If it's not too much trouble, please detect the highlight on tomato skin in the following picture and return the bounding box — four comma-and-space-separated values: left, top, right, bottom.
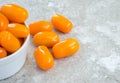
52, 38, 80, 58
0, 13, 9, 31
34, 46, 54, 70
1, 4, 28, 23
29, 20, 53, 35
51, 14, 73, 33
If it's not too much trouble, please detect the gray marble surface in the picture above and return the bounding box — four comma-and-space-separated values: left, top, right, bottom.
0, 0, 120, 83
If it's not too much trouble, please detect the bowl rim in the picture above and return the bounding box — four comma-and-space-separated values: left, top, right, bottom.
0, 34, 30, 62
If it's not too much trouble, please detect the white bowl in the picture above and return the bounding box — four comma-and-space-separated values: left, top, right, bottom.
0, 34, 30, 80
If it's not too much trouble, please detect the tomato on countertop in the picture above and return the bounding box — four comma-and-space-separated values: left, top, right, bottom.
34, 46, 54, 70
33, 32, 60, 47
0, 13, 9, 31
0, 4, 28, 23
52, 38, 80, 58
51, 14, 73, 33
29, 20, 53, 35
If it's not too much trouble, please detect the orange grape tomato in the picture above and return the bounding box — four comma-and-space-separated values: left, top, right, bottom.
34, 46, 54, 70
0, 47, 7, 59
52, 38, 80, 58
29, 20, 53, 35
8, 23, 29, 38
0, 13, 9, 31
1, 4, 28, 23
51, 14, 73, 33
33, 32, 60, 47
0, 31, 21, 53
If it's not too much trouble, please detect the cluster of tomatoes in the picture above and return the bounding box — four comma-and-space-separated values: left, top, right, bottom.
0, 3, 80, 71
29, 14, 80, 70
0, 4, 29, 58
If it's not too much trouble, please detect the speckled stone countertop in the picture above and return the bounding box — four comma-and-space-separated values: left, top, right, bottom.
0, 0, 120, 83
